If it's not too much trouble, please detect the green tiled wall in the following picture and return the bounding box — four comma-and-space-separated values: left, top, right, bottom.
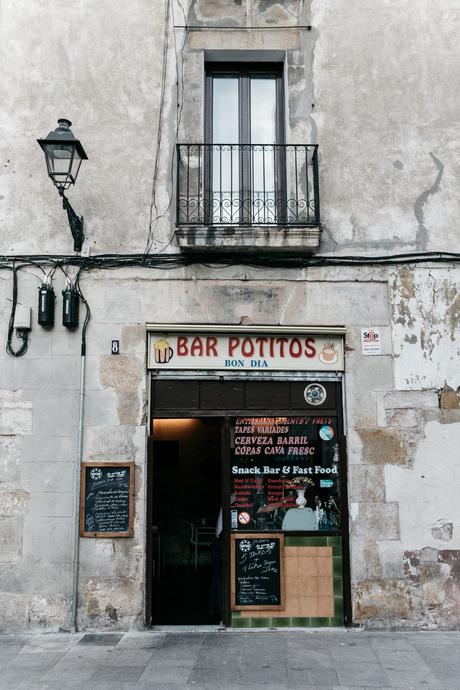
231, 535, 344, 629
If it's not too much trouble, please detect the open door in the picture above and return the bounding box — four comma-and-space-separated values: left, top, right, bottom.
149, 418, 223, 625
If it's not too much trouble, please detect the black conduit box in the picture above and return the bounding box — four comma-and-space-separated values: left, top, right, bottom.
62, 287, 79, 329
38, 284, 55, 328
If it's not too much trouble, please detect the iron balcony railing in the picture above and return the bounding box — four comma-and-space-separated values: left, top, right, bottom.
176, 143, 320, 227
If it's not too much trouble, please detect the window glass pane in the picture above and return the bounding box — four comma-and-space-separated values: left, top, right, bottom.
212, 76, 239, 143
251, 78, 277, 222
230, 416, 341, 532
212, 77, 239, 223
250, 77, 276, 144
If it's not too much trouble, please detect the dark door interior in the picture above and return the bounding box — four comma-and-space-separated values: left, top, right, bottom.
151, 417, 222, 624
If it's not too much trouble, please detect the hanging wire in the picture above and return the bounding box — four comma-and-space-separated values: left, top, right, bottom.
74, 265, 91, 356
143, 0, 189, 255
143, 0, 172, 256
5, 265, 29, 357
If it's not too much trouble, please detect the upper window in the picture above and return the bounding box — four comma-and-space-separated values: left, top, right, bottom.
176, 62, 320, 235
205, 64, 285, 224
205, 63, 285, 146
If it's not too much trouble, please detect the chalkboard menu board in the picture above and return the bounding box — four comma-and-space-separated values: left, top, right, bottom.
231, 533, 284, 610
80, 463, 134, 537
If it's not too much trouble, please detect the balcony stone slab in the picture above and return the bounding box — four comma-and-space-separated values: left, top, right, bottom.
175, 225, 321, 253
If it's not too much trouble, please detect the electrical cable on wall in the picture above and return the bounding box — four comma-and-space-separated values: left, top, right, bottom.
2, 250, 460, 357
143, 0, 172, 256
2, 250, 460, 271
5, 262, 46, 357
143, 0, 189, 255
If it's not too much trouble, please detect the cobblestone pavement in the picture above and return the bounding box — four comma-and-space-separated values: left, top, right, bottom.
1, 629, 460, 690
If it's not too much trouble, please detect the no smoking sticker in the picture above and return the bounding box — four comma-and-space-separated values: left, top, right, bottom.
238, 511, 251, 525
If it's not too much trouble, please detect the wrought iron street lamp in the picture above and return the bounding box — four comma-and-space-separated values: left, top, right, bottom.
37, 119, 88, 252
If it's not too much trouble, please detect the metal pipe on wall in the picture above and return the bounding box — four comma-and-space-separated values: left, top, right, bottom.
71, 346, 86, 632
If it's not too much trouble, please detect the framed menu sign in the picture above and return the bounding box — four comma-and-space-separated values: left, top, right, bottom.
231, 533, 284, 610
80, 463, 134, 537
230, 416, 341, 533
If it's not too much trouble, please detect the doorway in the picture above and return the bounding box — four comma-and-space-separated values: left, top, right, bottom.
146, 376, 351, 628
150, 418, 222, 625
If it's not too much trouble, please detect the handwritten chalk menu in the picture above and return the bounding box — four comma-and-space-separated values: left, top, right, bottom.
80, 463, 134, 537
231, 534, 284, 610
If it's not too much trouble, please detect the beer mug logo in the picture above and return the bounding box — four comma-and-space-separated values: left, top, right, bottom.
154, 338, 174, 364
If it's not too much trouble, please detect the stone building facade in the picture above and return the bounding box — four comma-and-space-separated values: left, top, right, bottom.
0, 0, 459, 631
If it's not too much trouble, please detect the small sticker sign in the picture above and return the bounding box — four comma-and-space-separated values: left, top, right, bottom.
319, 425, 334, 441
361, 328, 382, 355
320, 479, 334, 488
238, 511, 251, 526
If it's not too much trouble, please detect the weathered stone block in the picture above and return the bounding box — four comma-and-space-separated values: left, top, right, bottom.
121, 325, 146, 356
357, 428, 406, 465
28, 389, 78, 437
377, 541, 407, 579
0, 437, 21, 485
100, 355, 143, 393
21, 435, 74, 463
81, 576, 142, 630
347, 357, 394, 428
431, 519, 453, 542
0, 517, 23, 562
0, 401, 32, 435
83, 390, 119, 427
28, 594, 70, 631
419, 547, 439, 564
353, 579, 413, 621
22, 461, 73, 493
344, 428, 363, 465
384, 390, 439, 410
349, 465, 385, 502
350, 538, 383, 580
351, 502, 400, 540
22, 517, 72, 564
10, 358, 79, 391
85, 426, 137, 461
386, 408, 419, 428
189, 28, 302, 51
0, 593, 26, 631
440, 383, 460, 409
117, 391, 142, 426
28, 492, 73, 518
0, 490, 29, 516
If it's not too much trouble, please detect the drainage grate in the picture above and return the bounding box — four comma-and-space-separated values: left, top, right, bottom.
78, 633, 123, 646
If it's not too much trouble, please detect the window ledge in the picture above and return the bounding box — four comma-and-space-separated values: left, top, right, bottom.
175, 226, 321, 254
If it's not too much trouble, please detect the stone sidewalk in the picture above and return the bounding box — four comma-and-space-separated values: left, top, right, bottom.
1, 629, 460, 690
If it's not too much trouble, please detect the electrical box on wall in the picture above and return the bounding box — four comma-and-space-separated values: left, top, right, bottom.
14, 305, 31, 331
62, 287, 79, 329
38, 285, 55, 328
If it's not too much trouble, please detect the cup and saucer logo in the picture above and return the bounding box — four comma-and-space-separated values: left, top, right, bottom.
154, 338, 174, 364
319, 342, 338, 365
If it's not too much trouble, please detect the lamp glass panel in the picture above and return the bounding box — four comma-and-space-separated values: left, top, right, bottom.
46, 143, 74, 175
68, 149, 82, 183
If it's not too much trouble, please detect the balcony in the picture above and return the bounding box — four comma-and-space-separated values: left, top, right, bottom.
175, 144, 321, 254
